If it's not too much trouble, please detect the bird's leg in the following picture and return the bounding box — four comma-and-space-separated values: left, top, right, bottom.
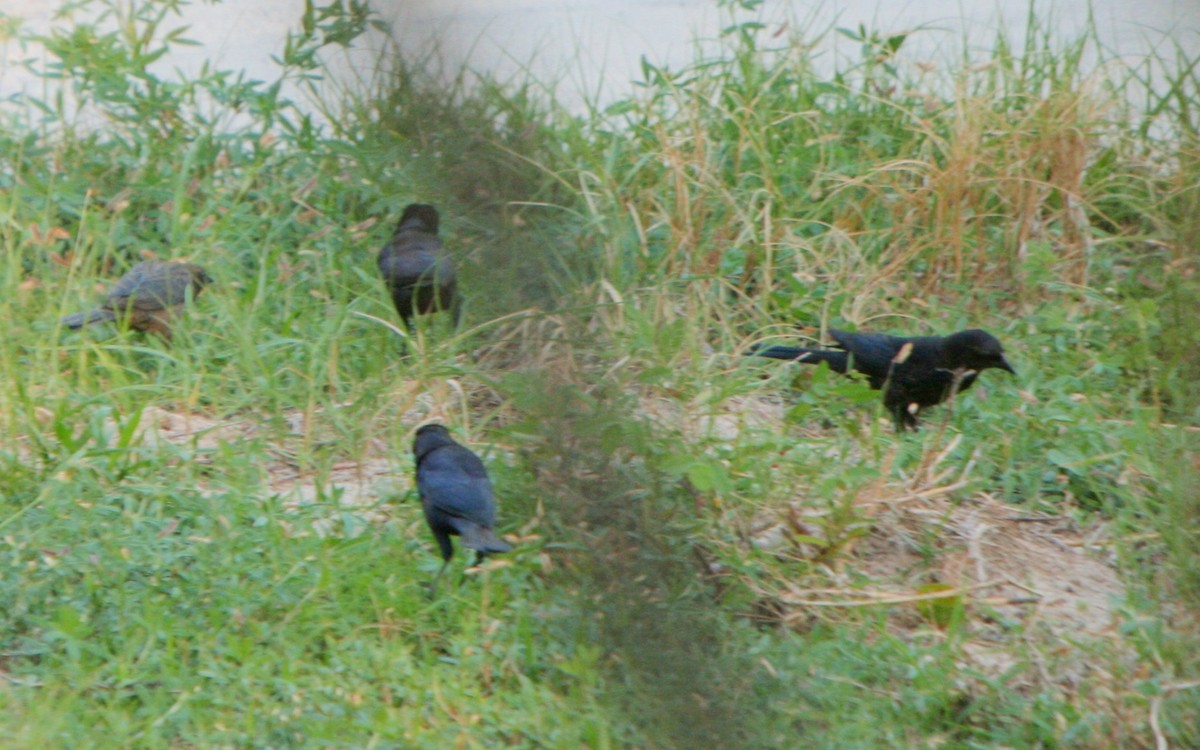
428, 560, 449, 599
397, 315, 416, 357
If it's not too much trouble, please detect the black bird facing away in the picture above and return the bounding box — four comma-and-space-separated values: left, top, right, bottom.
61, 260, 213, 341
749, 328, 1015, 430
377, 203, 461, 336
412, 423, 512, 596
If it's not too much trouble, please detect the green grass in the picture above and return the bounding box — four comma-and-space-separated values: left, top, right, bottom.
1, 0, 1199, 746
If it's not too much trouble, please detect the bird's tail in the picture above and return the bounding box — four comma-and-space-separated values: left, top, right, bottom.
746, 344, 851, 373
460, 525, 512, 555
61, 308, 116, 329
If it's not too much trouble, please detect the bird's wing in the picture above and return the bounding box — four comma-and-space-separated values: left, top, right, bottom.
876, 335, 960, 406
829, 330, 906, 381
105, 266, 153, 308
379, 238, 452, 289
387, 233, 442, 255
107, 265, 193, 312
417, 448, 497, 526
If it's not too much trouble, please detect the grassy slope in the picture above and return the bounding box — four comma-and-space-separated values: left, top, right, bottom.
0, 1, 1198, 747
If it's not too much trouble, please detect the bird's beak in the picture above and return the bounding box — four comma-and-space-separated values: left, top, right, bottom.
999, 357, 1015, 375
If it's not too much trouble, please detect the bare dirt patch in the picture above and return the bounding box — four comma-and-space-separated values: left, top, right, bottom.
126, 405, 408, 535
128, 397, 1131, 662
649, 392, 1129, 676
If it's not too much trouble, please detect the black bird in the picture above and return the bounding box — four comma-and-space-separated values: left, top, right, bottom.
412, 423, 512, 596
377, 203, 461, 335
749, 328, 1015, 430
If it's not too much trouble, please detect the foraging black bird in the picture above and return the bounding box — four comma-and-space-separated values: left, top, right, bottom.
61, 260, 213, 341
377, 203, 461, 334
748, 328, 1015, 430
412, 423, 512, 596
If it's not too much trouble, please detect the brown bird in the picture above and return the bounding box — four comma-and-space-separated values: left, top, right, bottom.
377, 203, 461, 334
61, 260, 213, 341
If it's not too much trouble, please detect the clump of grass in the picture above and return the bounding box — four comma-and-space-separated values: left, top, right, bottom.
548, 4, 1200, 744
